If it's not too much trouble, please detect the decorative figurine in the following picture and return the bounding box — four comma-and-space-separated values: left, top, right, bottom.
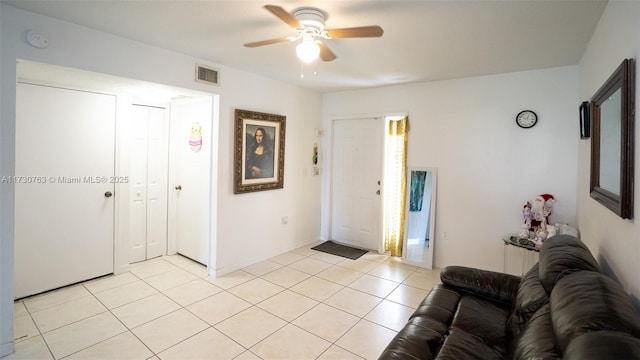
518, 224, 531, 239
523, 202, 533, 229
530, 194, 555, 230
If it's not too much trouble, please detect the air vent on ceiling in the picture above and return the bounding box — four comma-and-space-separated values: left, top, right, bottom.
195, 64, 219, 86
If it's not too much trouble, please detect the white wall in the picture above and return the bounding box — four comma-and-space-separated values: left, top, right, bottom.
212, 70, 323, 276
577, 1, 640, 300
0, 5, 322, 356
322, 66, 579, 271
0, 3, 11, 358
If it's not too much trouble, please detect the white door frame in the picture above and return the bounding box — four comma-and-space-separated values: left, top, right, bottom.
166, 95, 218, 272
128, 103, 170, 263
325, 114, 386, 253
326, 112, 407, 254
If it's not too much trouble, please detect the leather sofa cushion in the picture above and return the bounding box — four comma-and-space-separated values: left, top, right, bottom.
451, 295, 511, 344
538, 235, 599, 293
511, 304, 561, 359
436, 328, 503, 360
447, 294, 511, 358
440, 266, 520, 306
507, 263, 548, 339
550, 271, 640, 352
378, 319, 437, 360
412, 285, 460, 324
564, 331, 640, 360
379, 285, 460, 359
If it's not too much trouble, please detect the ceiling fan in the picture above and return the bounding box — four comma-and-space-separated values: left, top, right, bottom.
244, 5, 384, 63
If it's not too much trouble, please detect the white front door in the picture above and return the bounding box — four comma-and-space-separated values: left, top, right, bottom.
14, 83, 116, 298
129, 105, 169, 263
331, 118, 384, 251
168, 98, 213, 265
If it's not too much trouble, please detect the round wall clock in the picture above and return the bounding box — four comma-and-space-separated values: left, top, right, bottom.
516, 110, 538, 129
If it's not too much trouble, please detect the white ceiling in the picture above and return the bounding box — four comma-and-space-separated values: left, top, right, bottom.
4, 0, 607, 93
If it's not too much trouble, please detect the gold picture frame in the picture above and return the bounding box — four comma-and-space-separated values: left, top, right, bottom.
234, 109, 286, 194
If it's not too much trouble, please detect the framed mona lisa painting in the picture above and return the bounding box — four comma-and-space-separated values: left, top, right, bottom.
234, 109, 286, 194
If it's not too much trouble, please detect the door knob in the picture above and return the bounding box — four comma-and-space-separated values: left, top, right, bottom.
376, 189, 381, 195
175, 185, 182, 191
104, 191, 113, 198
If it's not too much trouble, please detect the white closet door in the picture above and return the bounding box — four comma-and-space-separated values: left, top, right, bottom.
129, 105, 168, 263
15, 83, 116, 298
129, 105, 149, 263
145, 106, 169, 259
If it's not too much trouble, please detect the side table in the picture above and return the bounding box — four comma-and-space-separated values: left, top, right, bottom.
502, 233, 540, 275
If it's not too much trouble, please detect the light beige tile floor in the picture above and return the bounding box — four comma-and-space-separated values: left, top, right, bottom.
9, 244, 441, 360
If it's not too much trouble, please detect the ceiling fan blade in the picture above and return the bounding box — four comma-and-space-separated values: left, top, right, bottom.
244, 37, 295, 48
325, 26, 384, 39
318, 42, 337, 62
264, 5, 303, 30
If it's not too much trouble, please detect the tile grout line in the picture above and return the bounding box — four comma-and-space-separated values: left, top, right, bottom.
13, 249, 439, 359
56, 282, 153, 360
18, 301, 57, 360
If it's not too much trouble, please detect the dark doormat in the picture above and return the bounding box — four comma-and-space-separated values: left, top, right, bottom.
311, 241, 368, 260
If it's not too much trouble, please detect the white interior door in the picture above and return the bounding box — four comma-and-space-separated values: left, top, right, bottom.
15, 83, 116, 298
129, 105, 169, 263
130, 106, 148, 263
168, 98, 212, 265
331, 118, 384, 251
146, 106, 169, 259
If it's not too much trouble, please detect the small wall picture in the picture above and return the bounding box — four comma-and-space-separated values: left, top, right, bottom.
234, 109, 286, 194
189, 121, 203, 152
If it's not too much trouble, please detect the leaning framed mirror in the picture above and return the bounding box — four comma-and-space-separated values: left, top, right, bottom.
402, 167, 436, 269
590, 58, 635, 219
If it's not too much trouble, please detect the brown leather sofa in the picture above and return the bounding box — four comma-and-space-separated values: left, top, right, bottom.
379, 235, 640, 359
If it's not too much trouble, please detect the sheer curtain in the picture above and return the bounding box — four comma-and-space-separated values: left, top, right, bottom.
383, 116, 409, 257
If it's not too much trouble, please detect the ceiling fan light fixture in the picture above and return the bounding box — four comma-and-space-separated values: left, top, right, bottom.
296, 39, 320, 63
292, 7, 327, 31
246, 5, 383, 63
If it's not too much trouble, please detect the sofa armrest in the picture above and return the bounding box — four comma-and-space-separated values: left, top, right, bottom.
440, 266, 521, 306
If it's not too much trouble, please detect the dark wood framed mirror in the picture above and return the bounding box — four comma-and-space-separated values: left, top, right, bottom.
590, 58, 635, 219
